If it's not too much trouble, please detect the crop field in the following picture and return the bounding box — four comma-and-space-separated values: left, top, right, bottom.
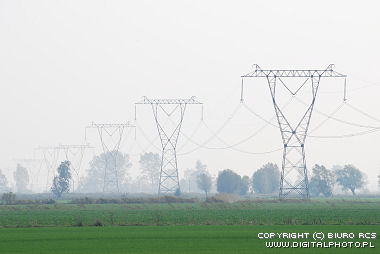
1, 199, 380, 227
0, 199, 379, 253
0, 225, 379, 254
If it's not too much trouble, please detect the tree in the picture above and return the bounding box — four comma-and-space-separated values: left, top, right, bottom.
335, 164, 365, 195
1, 192, 16, 205
174, 188, 181, 196
252, 163, 280, 194
195, 160, 207, 171
13, 164, 29, 193
240, 176, 250, 195
217, 169, 241, 194
309, 164, 335, 197
51, 161, 72, 198
0, 170, 10, 193
139, 152, 160, 193
183, 160, 208, 193
196, 172, 212, 198
78, 151, 132, 193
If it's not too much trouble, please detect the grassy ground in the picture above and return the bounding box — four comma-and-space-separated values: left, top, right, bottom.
0, 199, 379, 227
0, 225, 379, 254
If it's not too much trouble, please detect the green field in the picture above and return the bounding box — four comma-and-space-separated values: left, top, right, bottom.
0, 225, 379, 253
0, 199, 379, 253
1, 199, 379, 227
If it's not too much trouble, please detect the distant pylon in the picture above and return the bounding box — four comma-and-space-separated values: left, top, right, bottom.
85, 122, 135, 193
57, 144, 92, 192
36, 144, 92, 192
35, 146, 60, 192
135, 97, 203, 197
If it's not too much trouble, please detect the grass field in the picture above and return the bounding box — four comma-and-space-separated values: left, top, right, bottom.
0, 225, 379, 253
1, 199, 379, 253
1, 199, 379, 227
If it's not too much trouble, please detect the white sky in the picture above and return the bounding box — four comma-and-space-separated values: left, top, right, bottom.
0, 0, 379, 192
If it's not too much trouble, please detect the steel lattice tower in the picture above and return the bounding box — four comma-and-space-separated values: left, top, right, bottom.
241, 64, 346, 199
58, 144, 92, 192
36, 144, 92, 192
86, 122, 135, 193
36, 146, 60, 192
135, 96, 202, 197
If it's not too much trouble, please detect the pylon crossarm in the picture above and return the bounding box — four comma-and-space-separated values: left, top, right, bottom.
136, 96, 202, 105
241, 65, 346, 78
86, 122, 135, 128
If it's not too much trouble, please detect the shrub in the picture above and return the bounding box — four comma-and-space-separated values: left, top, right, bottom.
71, 196, 198, 204
206, 193, 241, 203
174, 188, 181, 196
93, 219, 103, 227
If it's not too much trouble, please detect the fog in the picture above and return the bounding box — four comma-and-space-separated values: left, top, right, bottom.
0, 0, 379, 193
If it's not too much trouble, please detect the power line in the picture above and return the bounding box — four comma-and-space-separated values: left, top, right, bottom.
176, 103, 242, 153
308, 127, 380, 139
295, 97, 379, 129
345, 102, 380, 123
177, 97, 296, 155
308, 103, 345, 134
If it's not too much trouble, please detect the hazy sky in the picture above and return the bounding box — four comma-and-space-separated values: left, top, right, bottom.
1, 0, 380, 192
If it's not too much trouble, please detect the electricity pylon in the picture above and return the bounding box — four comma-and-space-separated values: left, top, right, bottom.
57, 144, 92, 192
135, 96, 203, 197
36, 146, 60, 192
241, 64, 346, 199
36, 144, 92, 192
85, 122, 135, 193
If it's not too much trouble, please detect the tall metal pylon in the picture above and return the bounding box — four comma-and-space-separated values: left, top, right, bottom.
36, 146, 60, 192
57, 144, 93, 192
241, 64, 346, 199
85, 122, 136, 193
135, 96, 203, 197
36, 144, 92, 192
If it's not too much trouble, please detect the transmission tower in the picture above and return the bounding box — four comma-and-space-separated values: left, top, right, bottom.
135, 96, 203, 197
241, 64, 346, 199
57, 144, 92, 192
36, 144, 92, 192
36, 146, 60, 192
85, 122, 136, 193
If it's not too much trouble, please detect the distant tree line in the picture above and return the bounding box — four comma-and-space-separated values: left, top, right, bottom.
205, 163, 368, 198
0, 150, 376, 199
